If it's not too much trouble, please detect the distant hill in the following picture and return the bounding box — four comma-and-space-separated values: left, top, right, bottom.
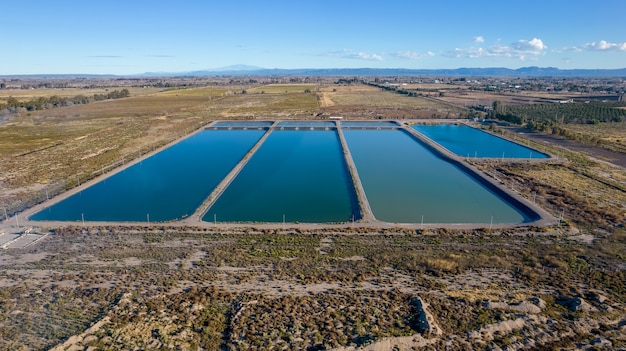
140, 66, 626, 77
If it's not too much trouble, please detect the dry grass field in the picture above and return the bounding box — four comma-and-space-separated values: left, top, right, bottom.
319, 85, 465, 119
321, 85, 450, 110
248, 83, 317, 94
561, 121, 626, 152
0, 79, 625, 350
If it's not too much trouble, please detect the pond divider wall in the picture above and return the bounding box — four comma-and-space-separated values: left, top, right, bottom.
336, 127, 373, 222
192, 126, 275, 221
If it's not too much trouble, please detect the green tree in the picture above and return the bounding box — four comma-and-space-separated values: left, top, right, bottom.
492, 100, 502, 115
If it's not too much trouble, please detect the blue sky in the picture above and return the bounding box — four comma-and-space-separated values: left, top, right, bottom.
2, 0, 625, 75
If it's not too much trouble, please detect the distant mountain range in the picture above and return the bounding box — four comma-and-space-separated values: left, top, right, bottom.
3, 66, 626, 78
141, 66, 626, 77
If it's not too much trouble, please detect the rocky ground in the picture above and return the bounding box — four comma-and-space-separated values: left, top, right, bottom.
0, 225, 624, 350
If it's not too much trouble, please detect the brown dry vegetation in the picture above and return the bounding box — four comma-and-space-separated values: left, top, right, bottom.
0, 226, 624, 350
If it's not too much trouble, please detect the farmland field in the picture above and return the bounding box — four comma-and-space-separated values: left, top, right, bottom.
248, 83, 317, 94
322, 85, 455, 110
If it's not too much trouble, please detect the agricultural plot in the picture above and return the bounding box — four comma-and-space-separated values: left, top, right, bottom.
324, 85, 452, 110
248, 83, 317, 94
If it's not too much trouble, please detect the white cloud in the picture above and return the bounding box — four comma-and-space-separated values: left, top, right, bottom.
446, 37, 547, 60
391, 50, 435, 60
323, 49, 383, 61
473, 36, 485, 43
351, 52, 383, 61
512, 38, 547, 53
575, 40, 626, 52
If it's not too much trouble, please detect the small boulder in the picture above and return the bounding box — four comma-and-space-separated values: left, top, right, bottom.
556, 296, 595, 312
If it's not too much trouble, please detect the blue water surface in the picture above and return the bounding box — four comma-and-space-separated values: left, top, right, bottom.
204, 130, 358, 223
412, 124, 548, 158
344, 129, 530, 224
31, 130, 265, 222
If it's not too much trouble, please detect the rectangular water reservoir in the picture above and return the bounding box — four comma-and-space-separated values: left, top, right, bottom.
343, 129, 531, 224
204, 130, 358, 223
412, 124, 548, 159
30, 130, 265, 222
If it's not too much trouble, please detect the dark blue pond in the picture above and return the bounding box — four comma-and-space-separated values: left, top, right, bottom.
31, 130, 265, 222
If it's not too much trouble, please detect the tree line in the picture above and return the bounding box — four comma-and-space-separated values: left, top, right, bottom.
0, 89, 130, 113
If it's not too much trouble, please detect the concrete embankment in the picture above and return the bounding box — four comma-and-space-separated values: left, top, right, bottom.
336, 124, 375, 222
